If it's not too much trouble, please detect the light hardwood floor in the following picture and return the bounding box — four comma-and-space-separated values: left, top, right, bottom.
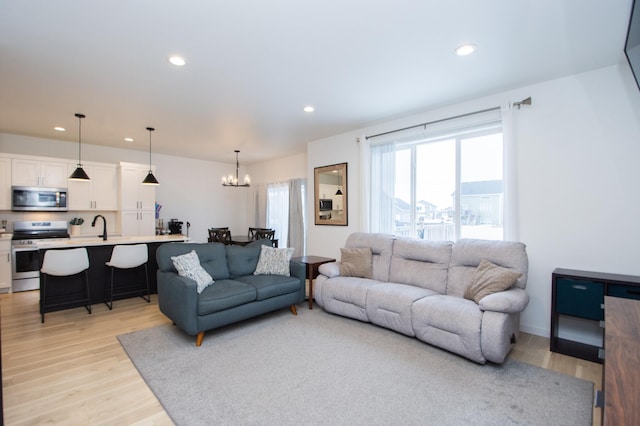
0, 291, 602, 425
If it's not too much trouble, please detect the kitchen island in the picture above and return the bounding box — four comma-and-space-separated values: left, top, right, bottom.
38, 235, 190, 316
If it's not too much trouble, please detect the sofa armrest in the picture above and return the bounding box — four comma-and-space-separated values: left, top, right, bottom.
289, 260, 307, 300
157, 270, 200, 335
318, 261, 340, 278
478, 287, 529, 314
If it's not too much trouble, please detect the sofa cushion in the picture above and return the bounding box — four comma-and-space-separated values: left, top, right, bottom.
254, 245, 294, 276
389, 238, 452, 293
225, 241, 264, 278
447, 239, 528, 297
464, 259, 523, 303
235, 274, 302, 300
366, 283, 437, 336
157, 242, 230, 280
411, 295, 485, 363
345, 233, 394, 282
322, 276, 378, 322
171, 250, 214, 294
197, 279, 257, 315
339, 247, 372, 278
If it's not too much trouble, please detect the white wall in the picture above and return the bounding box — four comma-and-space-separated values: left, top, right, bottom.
249, 152, 307, 184
306, 62, 640, 338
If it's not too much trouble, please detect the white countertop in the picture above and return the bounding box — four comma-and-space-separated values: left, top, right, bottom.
36, 234, 190, 249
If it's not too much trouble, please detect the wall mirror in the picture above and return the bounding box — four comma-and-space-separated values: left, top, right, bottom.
314, 162, 348, 226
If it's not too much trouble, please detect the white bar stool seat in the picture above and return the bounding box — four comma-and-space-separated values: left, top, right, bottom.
40, 247, 91, 323
104, 244, 150, 310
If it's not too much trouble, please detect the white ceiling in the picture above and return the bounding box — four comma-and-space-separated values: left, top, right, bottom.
0, 0, 633, 164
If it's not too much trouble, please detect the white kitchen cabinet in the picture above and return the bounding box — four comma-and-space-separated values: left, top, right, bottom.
118, 162, 156, 237
120, 210, 155, 237
67, 162, 118, 211
0, 239, 11, 293
0, 157, 11, 210
12, 158, 68, 188
119, 162, 156, 211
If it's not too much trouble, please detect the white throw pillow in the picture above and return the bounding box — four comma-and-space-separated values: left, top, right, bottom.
171, 250, 214, 293
254, 245, 294, 276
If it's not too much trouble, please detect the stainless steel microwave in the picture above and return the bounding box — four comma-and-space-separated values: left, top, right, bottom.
12, 186, 68, 211
319, 199, 333, 211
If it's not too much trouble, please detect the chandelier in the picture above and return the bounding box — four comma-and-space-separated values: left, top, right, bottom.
222, 150, 250, 187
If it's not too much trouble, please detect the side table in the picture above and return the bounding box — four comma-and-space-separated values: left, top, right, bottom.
291, 255, 335, 309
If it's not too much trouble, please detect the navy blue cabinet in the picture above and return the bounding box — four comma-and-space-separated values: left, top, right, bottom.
551, 268, 640, 363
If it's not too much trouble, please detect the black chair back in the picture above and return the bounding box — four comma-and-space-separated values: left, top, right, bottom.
255, 229, 275, 241
208, 227, 230, 243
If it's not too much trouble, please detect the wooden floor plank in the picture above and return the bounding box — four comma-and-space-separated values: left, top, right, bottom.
0, 290, 601, 425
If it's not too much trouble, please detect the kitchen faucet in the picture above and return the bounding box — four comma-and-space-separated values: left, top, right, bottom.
91, 214, 108, 241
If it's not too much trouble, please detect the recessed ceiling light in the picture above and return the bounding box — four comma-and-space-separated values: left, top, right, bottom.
169, 56, 186, 66
54, 126, 66, 132
454, 43, 476, 56
303, 106, 315, 113
124, 137, 134, 142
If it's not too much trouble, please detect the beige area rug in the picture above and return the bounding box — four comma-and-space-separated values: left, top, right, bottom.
118, 307, 593, 426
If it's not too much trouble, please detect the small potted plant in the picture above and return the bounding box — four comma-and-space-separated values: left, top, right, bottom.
69, 217, 84, 236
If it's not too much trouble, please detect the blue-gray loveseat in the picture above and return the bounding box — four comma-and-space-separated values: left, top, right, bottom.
156, 240, 305, 346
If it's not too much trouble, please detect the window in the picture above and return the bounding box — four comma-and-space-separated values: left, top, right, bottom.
369, 109, 504, 241
266, 182, 289, 246
264, 179, 307, 254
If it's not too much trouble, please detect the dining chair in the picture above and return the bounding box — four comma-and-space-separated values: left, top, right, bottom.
208, 227, 229, 242
255, 229, 275, 242
210, 229, 232, 244
248, 227, 263, 240
249, 227, 272, 241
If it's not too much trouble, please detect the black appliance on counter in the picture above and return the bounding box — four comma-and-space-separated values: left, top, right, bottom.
168, 219, 183, 235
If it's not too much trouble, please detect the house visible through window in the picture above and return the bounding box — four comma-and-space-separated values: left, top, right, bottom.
369, 109, 504, 241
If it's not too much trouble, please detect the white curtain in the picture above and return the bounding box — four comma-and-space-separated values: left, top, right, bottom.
369, 142, 395, 234
358, 136, 371, 232
266, 182, 289, 247
251, 183, 268, 227
288, 178, 306, 256
501, 102, 518, 241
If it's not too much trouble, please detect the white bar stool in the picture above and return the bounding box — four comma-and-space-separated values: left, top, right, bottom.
40, 247, 91, 323
104, 244, 150, 310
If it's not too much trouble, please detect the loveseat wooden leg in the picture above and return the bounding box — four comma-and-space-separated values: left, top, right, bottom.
196, 331, 205, 347
290, 304, 297, 315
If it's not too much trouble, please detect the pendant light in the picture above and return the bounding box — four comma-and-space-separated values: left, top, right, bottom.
221, 150, 250, 187
335, 188, 343, 195
69, 113, 91, 181
142, 127, 159, 185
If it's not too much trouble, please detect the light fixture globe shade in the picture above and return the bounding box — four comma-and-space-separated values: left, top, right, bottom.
142, 171, 159, 185
69, 165, 90, 181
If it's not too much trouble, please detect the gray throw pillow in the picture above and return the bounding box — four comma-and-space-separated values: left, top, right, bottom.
171, 250, 214, 293
254, 245, 294, 276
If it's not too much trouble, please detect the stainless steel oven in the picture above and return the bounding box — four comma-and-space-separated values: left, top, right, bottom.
11, 246, 41, 292
11, 221, 69, 292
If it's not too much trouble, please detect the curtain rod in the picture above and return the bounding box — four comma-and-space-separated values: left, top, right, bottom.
365, 106, 501, 140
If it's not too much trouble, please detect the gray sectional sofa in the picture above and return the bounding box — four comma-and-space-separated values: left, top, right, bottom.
156, 240, 306, 346
314, 233, 529, 364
